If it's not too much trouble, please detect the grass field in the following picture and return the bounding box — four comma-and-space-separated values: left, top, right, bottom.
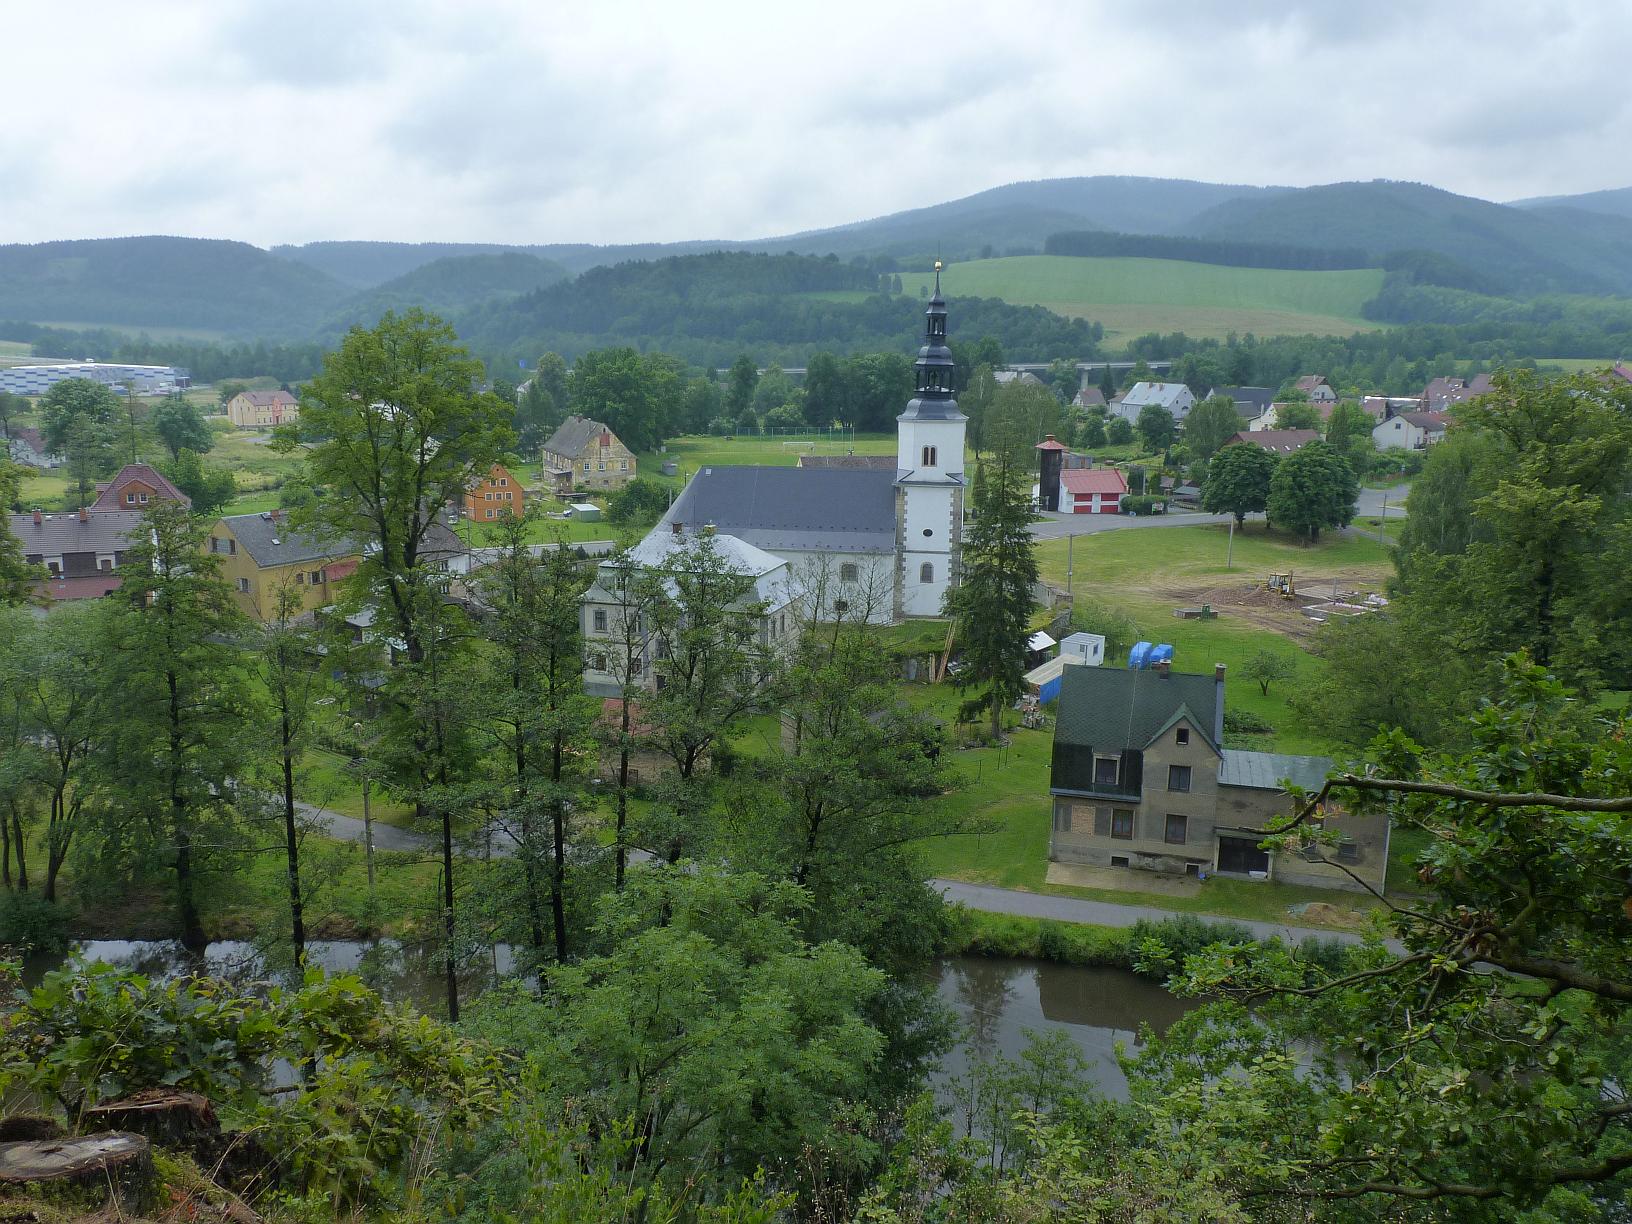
636, 431, 899, 483
1533, 357, 1622, 373
900, 255, 1386, 348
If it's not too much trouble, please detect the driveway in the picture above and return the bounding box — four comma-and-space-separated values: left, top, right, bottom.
1030, 483, 1409, 540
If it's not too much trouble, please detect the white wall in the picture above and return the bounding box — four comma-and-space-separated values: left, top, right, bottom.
899, 484, 958, 617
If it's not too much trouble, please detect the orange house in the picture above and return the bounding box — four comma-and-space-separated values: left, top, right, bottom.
463, 463, 521, 521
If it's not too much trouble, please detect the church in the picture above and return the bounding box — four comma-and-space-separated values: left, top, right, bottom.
579, 267, 967, 695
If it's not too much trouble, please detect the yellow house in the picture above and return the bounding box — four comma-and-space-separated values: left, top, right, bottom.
207, 512, 359, 621
226, 389, 299, 429
541, 415, 637, 493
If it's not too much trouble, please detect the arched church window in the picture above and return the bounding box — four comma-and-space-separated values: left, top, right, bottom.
919, 562, 934, 584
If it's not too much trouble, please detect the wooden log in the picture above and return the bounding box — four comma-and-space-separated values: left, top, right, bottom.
83, 1087, 219, 1150
0, 1131, 157, 1213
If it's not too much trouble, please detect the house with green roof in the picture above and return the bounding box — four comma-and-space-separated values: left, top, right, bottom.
1048, 660, 1389, 893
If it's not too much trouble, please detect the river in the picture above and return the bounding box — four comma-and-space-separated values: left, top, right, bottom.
22, 941, 1193, 1102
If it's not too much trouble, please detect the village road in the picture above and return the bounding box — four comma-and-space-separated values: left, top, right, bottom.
1028, 483, 1409, 540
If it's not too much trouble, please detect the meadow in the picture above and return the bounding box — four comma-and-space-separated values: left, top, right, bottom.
899, 255, 1386, 348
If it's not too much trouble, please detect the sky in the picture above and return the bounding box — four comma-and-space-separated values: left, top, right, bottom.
4, 0, 1629, 249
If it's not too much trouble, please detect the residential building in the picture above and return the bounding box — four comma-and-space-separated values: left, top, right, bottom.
1360, 395, 1416, 421
206, 512, 361, 621
1207, 386, 1276, 424
541, 416, 637, 492
993, 369, 1045, 388
1071, 386, 1106, 410
462, 462, 522, 521
1059, 466, 1128, 514
6, 427, 62, 469
1112, 381, 1195, 424
1247, 401, 1335, 431
1610, 362, 1632, 387
580, 525, 800, 698
1047, 661, 1388, 893
1373, 411, 1449, 451
90, 464, 190, 512
1294, 375, 1336, 402
1225, 429, 1321, 455
226, 389, 299, 429
6, 506, 143, 601
1418, 374, 1492, 413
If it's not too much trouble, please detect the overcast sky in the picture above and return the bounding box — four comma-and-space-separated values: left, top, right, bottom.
5, 1, 1628, 249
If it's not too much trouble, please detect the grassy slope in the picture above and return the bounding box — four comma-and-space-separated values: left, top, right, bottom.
900, 255, 1385, 347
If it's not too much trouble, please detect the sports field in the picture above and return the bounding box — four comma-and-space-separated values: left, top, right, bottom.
900, 255, 1385, 348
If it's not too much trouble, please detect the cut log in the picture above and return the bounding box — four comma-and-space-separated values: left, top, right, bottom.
0, 1131, 157, 1213
84, 1087, 219, 1150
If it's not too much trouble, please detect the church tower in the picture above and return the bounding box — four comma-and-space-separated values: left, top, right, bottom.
895, 262, 966, 618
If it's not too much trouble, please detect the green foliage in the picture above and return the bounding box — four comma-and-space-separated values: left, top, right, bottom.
1117, 493, 1164, 515
1135, 403, 1175, 451
0, 890, 70, 955
1321, 399, 1373, 454
985, 382, 1060, 467
1265, 439, 1358, 541
1106, 416, 1134, 445
1068, 595, 1147, 658
163, 448, 237, 515
0, 462, 39, 603
148, 396, 213, 460
606, 475, 670, 526
1272, 399, 1322, 430
1239, 648, 1295, 696
944, 448, 1039, 740
1182, 394, 1244, 460
1201, 442, 1276, 524
570, 346, 684, 453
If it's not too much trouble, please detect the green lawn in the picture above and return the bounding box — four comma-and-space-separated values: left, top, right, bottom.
900, 255, 1386, 349
635, 431, 899, 487
1533, 357, 1621, 373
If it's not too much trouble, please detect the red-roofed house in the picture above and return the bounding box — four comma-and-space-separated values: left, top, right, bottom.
1225, 429, 1320, 455
1059, 466, 1128, 514
90, 464, 191, 512
227, 389, 299, 429
1609, 363, 1632, 387
1294, 375, 1336, 403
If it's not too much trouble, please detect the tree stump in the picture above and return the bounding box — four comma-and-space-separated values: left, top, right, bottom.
84, 1088, 219, 1151
0, 1115, 63, 1142
0, 1131, 157, 1213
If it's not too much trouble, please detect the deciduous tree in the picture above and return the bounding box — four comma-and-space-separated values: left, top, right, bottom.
1180, 395, 1242, 461
1266, 439, 1357, 542
149, 397, 213, 460
1201, 442, 1276, 525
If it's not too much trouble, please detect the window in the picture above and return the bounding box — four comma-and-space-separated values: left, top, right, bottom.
237, 577, 251, 593
1110, 809, 1134, 840
1053, 803, 1072, 832
921, 445, 937, 467
621, 459, 628, 470
590, 653, 607, 671
1168, 765, 1192, 792
227, 539, 235, 555
295, 572, 306, 585
833, 599, 849, 613
311, 570, 324, 584
1175, 727, 1189, 746
922, 528, 933, 537
1164, 813, 1188, 845
919, 562, 934, 584
1094, 755, 1119, 786
593, 609, 608, 632
125, 492, 136, 505
582, 461, 590, 471
840, 562, 859, 582
1336, 840, 1360, 863
98, 557, 112, 572
486, 508, 495, 519
138, 492, 149, 504
598, 461, 606, 471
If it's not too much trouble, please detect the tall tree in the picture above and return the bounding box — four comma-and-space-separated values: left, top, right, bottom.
944, 445, 1038, 741
1136, 404, 1176, 452
803, 351, 846, 426
475, 515, 593, 966
1201, 442, 1276, 525
164, 449, 237, 516
985, 382, 1060, 468
93, 504, 255, 949
1321, 399, 1373, 457
62, 415, 117, 508
570, 347, 682, 454
1181, 395, 1243, 461
726, 354, 759, 419
1266, 440, 1358, 542
285, 308, 513, 1018
960, 363, 998, 454
1273, 400, 1322, 430
150, 396, 214, 460
0, 463, 39, 605
0, 610, 45, 893
0, 392, 26, 441
516, 352, 569, 450
39, 378, 120, 454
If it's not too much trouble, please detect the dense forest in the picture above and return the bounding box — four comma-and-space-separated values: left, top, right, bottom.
1043, 229, 1369, 270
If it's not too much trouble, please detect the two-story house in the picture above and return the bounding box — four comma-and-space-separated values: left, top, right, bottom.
6, 506, 144, 601
1372, 410, 1449, 451
1047, 660, 1388, 893
541, 416, 637, 493
1293, 375, 1337, 403
207, 512, 361, 621
7, 427, 63, 470
226, 389, 299, 430
462, 463, 522, 521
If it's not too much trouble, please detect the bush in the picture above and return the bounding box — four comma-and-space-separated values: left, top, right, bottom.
1223, 706, 1275, 735
0, 891, 71, 957
1070, 596, 1149, 659
1118, 494, 1165, 516
607, 477, 670, 527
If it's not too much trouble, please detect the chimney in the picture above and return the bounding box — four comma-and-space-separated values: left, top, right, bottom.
703, 522, 716, 536
1214, 663, 1227, 746
32, 509, 42, 526
1215, 663, 1226, 682
78, 506, 88, 524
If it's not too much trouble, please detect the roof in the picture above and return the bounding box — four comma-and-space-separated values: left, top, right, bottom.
659, 464, 898, 554
39, 574, 124, 601
542, 414, 617, 459
609, 526, 796, 608
1053, 664, 1222, 757
1294, 375, 1328, 392
1395, 411, 1450, 431
1210, 386, 1277, 413
1611, 363, 1632, 385
7, 426, 55, 455
90, 464, 190, 511
1060, 467, 1128, 496
219, 513, 360, 568
993, 370, 1044, 386
1034, 435, 1068, 452
796, 454, 897, 470
9, 508, 147, 557
1219, 749, 1332, 792
1420, 374, 1492, 407
1073, 387, 1106, 407
1227, 429, 1320, 454
234, 390, 296, 407
1027, 631, 1056, 652
1119, 381, 1192, 409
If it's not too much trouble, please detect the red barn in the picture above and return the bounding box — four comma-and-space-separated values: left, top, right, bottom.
1059, 466, 1128, 514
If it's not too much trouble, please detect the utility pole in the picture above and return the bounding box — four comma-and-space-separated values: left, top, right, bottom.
1066, 531, 1075, 613
1378, 494, 1388, 545
1226, 517, 1235, 570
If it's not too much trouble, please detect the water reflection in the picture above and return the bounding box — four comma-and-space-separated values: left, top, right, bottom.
934, 956, 1195, 1101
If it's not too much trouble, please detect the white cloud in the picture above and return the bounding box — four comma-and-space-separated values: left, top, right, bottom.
2, 0, 1628, 246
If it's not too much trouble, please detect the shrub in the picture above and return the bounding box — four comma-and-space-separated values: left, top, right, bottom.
0, 891, 71, 957
1223, 706, 1275, 735
1118, 494, 1165, 515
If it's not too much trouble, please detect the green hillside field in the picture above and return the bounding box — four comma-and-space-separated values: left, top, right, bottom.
900, 255, 1386, 348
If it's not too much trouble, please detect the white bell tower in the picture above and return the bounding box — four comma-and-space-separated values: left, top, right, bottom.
896, 263, 966, 618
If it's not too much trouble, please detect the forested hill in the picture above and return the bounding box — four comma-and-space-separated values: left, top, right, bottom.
0, 236, 352, 334
455, 251, 1103, 367
1186, 181, 1632, 295
319, 251, 569, 333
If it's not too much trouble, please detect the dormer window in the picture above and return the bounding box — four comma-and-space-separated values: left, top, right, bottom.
921, 446, 937, 468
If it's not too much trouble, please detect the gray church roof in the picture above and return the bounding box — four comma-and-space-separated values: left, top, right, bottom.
660, 465, 897, 554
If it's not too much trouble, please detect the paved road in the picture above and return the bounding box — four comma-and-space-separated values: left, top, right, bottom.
1029, 483, 1408, 541
932, 878, 1385, 947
